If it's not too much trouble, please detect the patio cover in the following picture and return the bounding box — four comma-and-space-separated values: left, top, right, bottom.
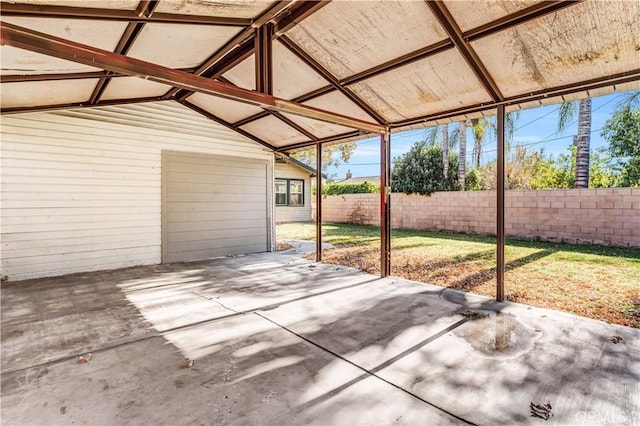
2, 0, 639, 152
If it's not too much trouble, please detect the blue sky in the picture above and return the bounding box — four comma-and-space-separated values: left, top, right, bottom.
328, 92, 631, 180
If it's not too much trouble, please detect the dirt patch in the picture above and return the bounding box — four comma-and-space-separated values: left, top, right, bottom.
312, 245, 640, 328
276, 241, 294, 251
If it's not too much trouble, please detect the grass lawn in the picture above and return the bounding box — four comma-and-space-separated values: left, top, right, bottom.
277, 222, 640, 328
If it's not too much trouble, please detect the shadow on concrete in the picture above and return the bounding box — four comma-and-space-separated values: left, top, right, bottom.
2, 252, 639, 425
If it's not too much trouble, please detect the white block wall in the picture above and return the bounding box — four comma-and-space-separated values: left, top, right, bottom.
0, 101, 274, 281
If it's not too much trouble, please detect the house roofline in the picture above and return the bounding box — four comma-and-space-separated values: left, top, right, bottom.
275, 153, 327, 178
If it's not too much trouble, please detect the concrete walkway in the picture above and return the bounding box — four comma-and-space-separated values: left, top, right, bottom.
1, 251, 638, 425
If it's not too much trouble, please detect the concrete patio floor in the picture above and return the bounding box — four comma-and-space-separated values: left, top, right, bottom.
2, 247, 639, 425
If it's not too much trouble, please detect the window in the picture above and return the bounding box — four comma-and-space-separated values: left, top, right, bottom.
289, 180, 303, 206
275, 180, 288, 205
275, 179, 304, 206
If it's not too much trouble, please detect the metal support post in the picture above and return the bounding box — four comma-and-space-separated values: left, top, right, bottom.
316, 143, 322, 262
255, 23, 273, 95
496, 105, 505, 301
380, 128, 391, 277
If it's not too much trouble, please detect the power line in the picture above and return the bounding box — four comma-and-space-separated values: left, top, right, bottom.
469, 94, 623, 160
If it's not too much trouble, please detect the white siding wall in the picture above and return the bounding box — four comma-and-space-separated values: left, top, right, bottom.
275, 163, 312, 223
0, 101, 273, 281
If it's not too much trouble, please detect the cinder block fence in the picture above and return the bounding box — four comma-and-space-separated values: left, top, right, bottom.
313, 188, 640, 248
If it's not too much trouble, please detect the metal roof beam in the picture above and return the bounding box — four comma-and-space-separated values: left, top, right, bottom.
0, 21, 383, 133
464, 0, 583, 42
340, 40, 454, 86
390, 68, 640, 129
2, 70, 117, 83
174, 41, 255, 102
179, 100, 276, 151
89, 0, 158, 104
164, 1, 295, 100
1, 67, 196, 83
280, 67, 640, 151
273, 1, 331, 36
0, 96, 164, 115
0, 2, 252, 26
279, 35, 387, 125
230, 0, 588, 129
232, 85, 335, 127
270, 110, 319, 142
427, 1, 503, 102
275, 130, 363, 153
215, 76, 319, 141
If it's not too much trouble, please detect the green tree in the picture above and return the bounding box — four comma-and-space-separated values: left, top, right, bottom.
476, 147, 544, 190
601, 103, 640, 187
291, 141, 356, 177
531, 150, 574, 189
471, 145, 617, 190
464, 168, 482, 191
425, 123, 459, 178
391, 141, 460, 196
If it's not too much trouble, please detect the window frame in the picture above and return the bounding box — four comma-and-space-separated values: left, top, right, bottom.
275, 178, 305, 207
275, 179, 288, 206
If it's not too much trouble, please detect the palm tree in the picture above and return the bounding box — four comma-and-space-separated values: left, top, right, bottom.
558, 98, 592, 188
471, 117, 489, 169
458, 120, 468, 189
442, 124, 449, 177
425, 124, 458, 179
470, 112, 519, 168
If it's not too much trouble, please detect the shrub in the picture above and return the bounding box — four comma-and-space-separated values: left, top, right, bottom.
314, 182, 380, 196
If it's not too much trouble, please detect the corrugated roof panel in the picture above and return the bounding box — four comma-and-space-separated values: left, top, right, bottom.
285, 0, 448, 80
587, 86, 614, 99
188, 92, 263, 123
100, 77, 173, 101
561, 91, 589, 103
224, 42, 329, 100
1, 46, 103, 75
0, 79, 100, 109
222, 54, 255, 91
154, 0, 276, 18
472, 1, 640, 98
303, 91, 376, 122
13, 0, 139, 9
614, 81, 640, 94
444, 0, 541, 32
347, 49, 492, 122
273, 41, 330, 100
126, 23, 240, 69
240, 115, 308, 147
281, 112, 354, 139
0, 17, 127, 75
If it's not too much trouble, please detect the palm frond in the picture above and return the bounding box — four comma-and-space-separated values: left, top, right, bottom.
557, 101, 576, 133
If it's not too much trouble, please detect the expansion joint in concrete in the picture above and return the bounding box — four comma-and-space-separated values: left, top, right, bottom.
253, 311, 476, 426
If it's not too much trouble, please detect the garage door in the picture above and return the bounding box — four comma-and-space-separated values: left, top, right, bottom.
162, 151, 270, 263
